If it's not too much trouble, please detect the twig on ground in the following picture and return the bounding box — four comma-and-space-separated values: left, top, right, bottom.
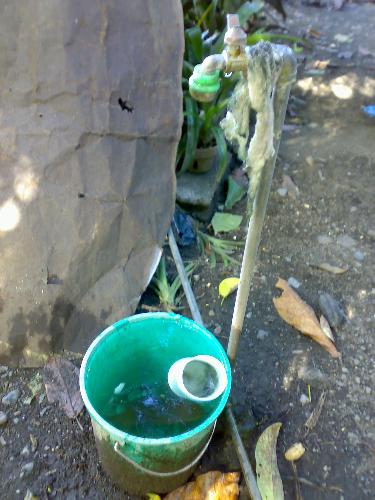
303, 390, 326, 438
141, 304, 163, 312
290, 462, 303, 500
285, 476, 344, 493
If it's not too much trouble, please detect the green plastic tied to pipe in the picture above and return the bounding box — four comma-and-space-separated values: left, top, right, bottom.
189, 64, 221, 97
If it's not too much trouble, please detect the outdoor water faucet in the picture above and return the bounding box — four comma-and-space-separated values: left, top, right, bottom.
189, 14, 249, 102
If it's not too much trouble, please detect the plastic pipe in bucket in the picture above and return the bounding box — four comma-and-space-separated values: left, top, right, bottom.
79, 312, 231, 495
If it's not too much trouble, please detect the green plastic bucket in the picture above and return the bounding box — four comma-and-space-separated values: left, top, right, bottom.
80, 312, 231, 495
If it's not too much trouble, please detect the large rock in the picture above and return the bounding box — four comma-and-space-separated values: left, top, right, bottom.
0, 0, 183, 365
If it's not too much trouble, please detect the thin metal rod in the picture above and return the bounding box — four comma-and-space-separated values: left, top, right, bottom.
225, 407, 262, 500
227, 45, 297, 364
168, 229, 261, 500
168, 227, 203, 326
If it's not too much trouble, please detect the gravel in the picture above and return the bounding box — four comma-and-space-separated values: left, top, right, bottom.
2, 389, 20, 406
0, 411, 8, 426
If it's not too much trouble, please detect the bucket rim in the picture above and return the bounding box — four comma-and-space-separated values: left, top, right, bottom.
79, 312, 232, 446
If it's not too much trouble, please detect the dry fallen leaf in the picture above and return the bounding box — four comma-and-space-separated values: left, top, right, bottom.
304, 391, 327, 438
164, 471, 240, 500
219, 277, 240, 301
273, 279, 341, 359
320, 315, 335, 342
256, 422, 284, 500
43, 357, 84, 419
285, 443, 305, 462
314, 263, 349, 274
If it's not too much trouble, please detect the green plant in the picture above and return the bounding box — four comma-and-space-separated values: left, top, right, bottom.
178, 1, 308, 176
197, 230, 244, 268
149, 257, 196, 311
178, 2, 264, 176
247, 29, 310, 51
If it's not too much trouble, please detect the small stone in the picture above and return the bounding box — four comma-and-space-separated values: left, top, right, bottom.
213, 325, 222, 335
21, 461, 34, 476
257, 330, 269, 340
337, 234, 356, 248
193, 274, 200, 282
318, 235, 332, 245
21, 445, 30, 457
39, 406, 51, 417
342, 367, 349, 373
347, 432, 359, 445
246, 311, 252, 319
300, 394, 310, 405
355, 376, 361, 384
0, 436, 6, 446
367, 228, 375, 238
30, 434, 38, 452
298, 366, 331, 388
287, 277, 301, 289
319, 293, 346, 328
365, 387, 371, 394
0, 366, 8, 374
277, 187, 288, 197
0, 411, 8, 426
208, 310, 215, 317
285, 256, 292, 263
13, 418, 19, 424
353, 250, 365, 262
2, 389, 20, 405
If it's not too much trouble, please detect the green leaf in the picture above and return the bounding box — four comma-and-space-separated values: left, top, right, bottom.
211, 212, 242, 235
255, 423, 284, 500
23, 372, 43, 405
225, 176, 246, 209
179, 97, 200, 173
247, 31, 309, 48
237, 0, 264, 25
207, 0, 219, 32
212, 125, 228, 183
185, 26, 203, 64
197, 2, 213, 28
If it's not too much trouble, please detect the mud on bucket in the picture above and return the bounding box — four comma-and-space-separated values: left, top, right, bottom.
79, 312, 231, 495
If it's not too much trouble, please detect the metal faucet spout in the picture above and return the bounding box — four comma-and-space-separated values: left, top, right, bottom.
201, 54, 226, 74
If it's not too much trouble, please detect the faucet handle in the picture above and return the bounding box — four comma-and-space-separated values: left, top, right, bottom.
226, 14, 240, 29
224, 14, 247, 49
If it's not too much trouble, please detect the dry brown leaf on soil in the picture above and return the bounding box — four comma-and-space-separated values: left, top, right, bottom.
273, 279, 341, 359
313, 262, 349, 274
164, 471, 240, 500
43, 357, 84, 419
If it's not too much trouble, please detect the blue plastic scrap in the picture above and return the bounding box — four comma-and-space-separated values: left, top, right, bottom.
362, 105, 375, 118
172, 208, 196, 247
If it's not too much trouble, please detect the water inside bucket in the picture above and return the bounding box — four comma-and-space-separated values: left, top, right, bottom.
103, 380, 216, 438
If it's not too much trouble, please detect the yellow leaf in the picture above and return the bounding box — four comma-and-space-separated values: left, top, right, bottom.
165, 471, 240, 500
219, 278, 240, 301
147, 494, 161, 500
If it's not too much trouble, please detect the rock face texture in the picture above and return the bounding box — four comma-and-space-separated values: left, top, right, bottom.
0, 0, 184, 365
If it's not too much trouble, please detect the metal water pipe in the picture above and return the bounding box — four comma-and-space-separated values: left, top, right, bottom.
169, 13, 296, 499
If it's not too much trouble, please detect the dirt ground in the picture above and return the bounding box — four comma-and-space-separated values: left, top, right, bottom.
1, 2, 374, 499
